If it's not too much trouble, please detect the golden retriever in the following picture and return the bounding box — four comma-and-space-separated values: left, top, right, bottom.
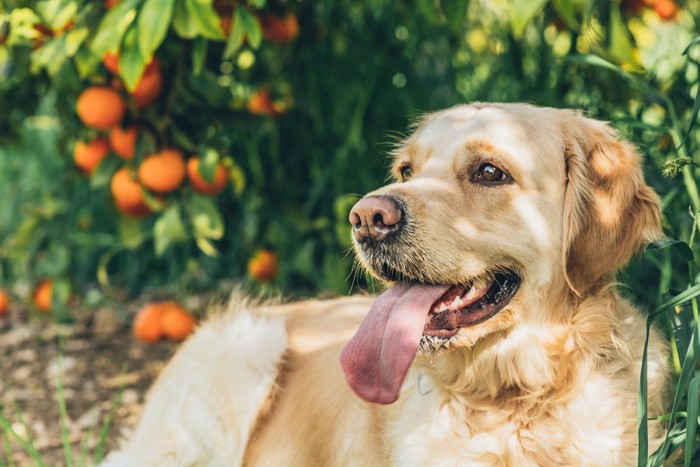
104, 103, 670, 466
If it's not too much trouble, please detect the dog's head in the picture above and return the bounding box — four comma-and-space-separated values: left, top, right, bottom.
340, 103, 662, 404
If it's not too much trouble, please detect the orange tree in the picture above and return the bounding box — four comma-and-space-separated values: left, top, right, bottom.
0, 0, 699, 463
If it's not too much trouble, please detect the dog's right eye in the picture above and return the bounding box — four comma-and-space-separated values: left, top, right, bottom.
400, 166, 413, 182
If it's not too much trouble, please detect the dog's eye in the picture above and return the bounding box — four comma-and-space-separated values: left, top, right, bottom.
475, 163, 508, 183
399, 166, 413, 182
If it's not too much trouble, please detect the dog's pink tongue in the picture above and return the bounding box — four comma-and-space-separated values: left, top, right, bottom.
340, 283, 449, 404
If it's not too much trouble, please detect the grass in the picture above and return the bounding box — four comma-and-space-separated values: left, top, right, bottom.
0, 352, 125, 466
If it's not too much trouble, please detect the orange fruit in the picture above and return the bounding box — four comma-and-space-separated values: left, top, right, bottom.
131, 59, 162, 109
138, 148, 186, 194
133, 303, 165, 343
104, 0, 121, 9
32, 279, 52, 313
109, 125, 138, 160
654, 0, 678, 20
260, 13, 299, 43
187, 157, 228, 195
160, 302, 197, 341
103, 50, 120, 74
248, 250, 278, 283
111, 167, 153, 218
247, 88, 279, 116
76, 87, 126, 130
74, 138, 110, 175
0, 290, 10, 317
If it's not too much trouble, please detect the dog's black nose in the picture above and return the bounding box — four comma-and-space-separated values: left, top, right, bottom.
349, 196, 403, 243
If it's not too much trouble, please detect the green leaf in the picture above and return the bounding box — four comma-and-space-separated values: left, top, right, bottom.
154, 205, 189, 256
551, 0, 580, 31
646, 239, 694, 262
188, 0, 226, 41
194, 235, 219, 256
239, 7, 261, 49
192, 36, 208, 76
119, 24, 147, 91
74, 45, 101, 78
685, 376, 699, 467
567, 54, 638, 83
227, 158, 246, 197
188, 195, 224, 239
30, 35, 67, 76
137, 0, 174, 59
199, 148, 219, 184
64, 27, 88, 57
608, 3, 642, 72
440, 1, 468, 33
249, 0, 266, 8
173, 0, 199, 38
223, 8, 245, 58
90, 155, 121, 190
507, 0, 548, 38
40, 0, 77, 31
118, 216, 145, 250
90, 0, 139, 57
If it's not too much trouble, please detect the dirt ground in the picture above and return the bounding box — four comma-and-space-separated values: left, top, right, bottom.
0, 295, 213, 466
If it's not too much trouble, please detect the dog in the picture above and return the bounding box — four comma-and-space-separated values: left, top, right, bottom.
104, 103, 670, 466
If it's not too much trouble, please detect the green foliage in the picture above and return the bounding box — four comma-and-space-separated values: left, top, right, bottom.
0, 0, 700, 462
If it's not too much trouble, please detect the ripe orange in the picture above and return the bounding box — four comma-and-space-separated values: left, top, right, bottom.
138, 148, 186, 194
247, 88, 279, 116
103, 50, 120, 74
104, 0, 121, 9
260, 13, 299, 44
248, 250, 278, 282
111, 167, 153, 218
76, 87, 126, 130
74, 138, 110, 175
654, 0, 678, 20
160, 302, 197, 341
32, 279, 52, 313
187, 157, 228, 195
131, 59, 162, 109
0, 290, 10, 317
109, 125, 138, 160
133, 303, 165, 343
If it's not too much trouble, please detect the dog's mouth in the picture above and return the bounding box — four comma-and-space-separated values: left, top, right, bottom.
340, 268, 520, 405
423, 269, 520, 339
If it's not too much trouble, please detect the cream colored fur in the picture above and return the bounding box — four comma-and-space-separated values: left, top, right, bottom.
105, 103, 669, 467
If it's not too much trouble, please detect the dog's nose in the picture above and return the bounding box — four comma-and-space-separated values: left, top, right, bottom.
349, 196, 403, 243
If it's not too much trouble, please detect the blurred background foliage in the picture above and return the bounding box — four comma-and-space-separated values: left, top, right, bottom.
0, 0, 699, 463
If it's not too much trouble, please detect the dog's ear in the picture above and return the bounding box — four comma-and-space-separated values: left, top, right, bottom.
562, 115, 662, 297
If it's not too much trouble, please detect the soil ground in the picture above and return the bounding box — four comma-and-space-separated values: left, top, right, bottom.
0, 295, 213, 466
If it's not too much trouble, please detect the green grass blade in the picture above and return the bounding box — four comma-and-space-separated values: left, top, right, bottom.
55, 354, 74, 467
0, 410, 46, 466
2, 421, 17, 467
92, 376, 126, 464
685, 376, 700, 467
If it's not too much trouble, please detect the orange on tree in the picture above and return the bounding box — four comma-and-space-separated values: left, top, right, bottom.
187, 157, 228, 195
160, 301, 197, 341
74, 138, 110, 175
247, 88, 279, 116
654, 0, 678, 20
260, 13, 299, 44
133, 303, 165, 343
131, 59, 163, 109
103, 50, 120, 74
248, 250, 278, 283
0, 290, 10, 317
109, 125, 138, 160
111, 167, 153, 218
104, 0, 121, 9
138, 148, 186, 194
76, 86, 126, 130
32, 279, 52, 313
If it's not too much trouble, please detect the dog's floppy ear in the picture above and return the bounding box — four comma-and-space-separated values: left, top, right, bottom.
562, 115, 662, 297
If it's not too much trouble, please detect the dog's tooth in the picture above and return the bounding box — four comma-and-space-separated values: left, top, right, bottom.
464, 285, 479, 301
438, 303, 448, 312
452, 296, 463, 307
